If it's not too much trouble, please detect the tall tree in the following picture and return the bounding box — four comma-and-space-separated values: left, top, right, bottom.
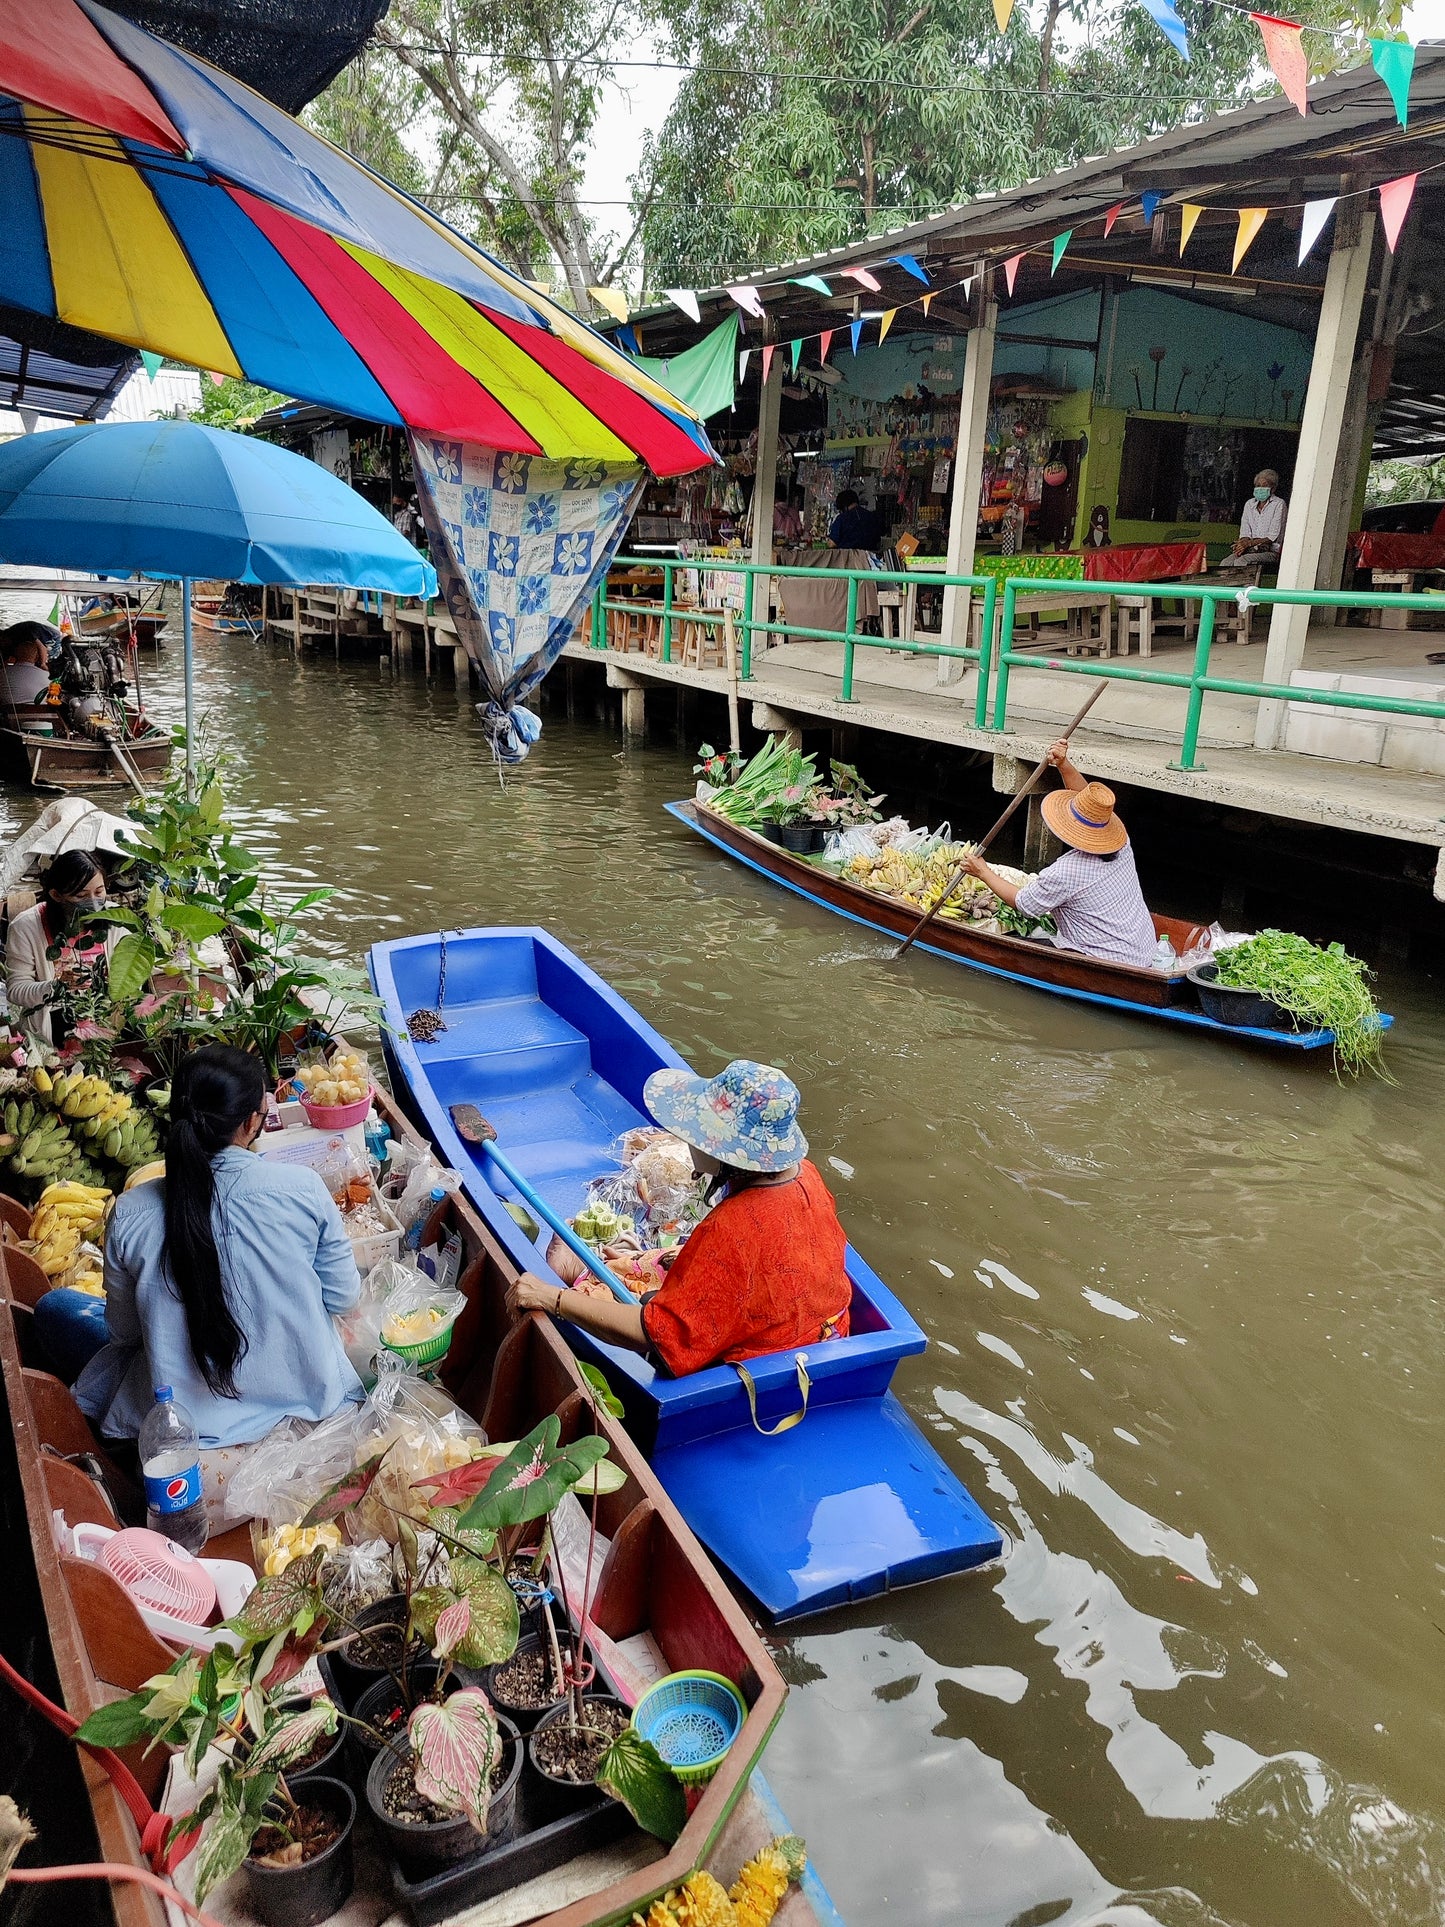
642, 0, 1401, 293
372, 0, 674, 312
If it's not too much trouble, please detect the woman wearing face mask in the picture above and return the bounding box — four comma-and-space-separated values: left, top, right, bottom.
74, 1045, 363, 1531
4, 849, 118, 1045
1225, 469, 1287, 566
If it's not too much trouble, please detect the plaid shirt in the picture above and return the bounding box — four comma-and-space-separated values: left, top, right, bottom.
1015, 840, 1157, 966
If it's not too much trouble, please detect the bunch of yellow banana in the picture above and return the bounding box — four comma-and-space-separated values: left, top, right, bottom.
50, 1069, 132, 1129
24, 1179, 111, 1278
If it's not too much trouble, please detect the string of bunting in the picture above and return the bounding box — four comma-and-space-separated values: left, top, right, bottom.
632, 161, 1432, 392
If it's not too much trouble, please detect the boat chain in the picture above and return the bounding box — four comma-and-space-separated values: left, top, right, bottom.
406, 929, 449, 1043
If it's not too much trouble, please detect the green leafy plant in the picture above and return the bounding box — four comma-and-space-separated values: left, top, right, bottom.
596, 1727, 687, 1844
407, 1684, 503, 1834
1213, 929, 1387, 1078
702, 737, 820, 830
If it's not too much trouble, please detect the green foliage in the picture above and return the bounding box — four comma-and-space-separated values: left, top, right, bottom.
191, 378, 289, 431
595, 1727, 687, 1842
1364, 457, 1445, 510
456, 1414, 612, 1533
410, 1554, 521, 1668
1213, 930, 1388, 1078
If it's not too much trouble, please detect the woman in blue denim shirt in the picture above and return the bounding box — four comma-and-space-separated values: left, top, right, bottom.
76, 1045, 363, 1529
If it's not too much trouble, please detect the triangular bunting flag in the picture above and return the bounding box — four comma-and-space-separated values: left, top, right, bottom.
664, 288, 701, 322
1232, 209, 1268, 273
879, 309, 896, 343
738, 349, 751, 383
1051, 230, 1073, 274
1378, 173, 1418, 252
1141, 190, 1163, 227
849, 319, 863, 354
727, 284, 766, 319
891, 254, 930, 283
1179, 204, 1204, 254
1371, 37, 1415, 127
790, 337, 802, 372
761, 343, 775, 385
1140, 0, 1189, 57
208, 371, 225, 386
819, 329, 834, 364
843, 266, 882, 292
791, 275, 833, 295
1103, 203, 1125, 237
1251, 13, 1308, 116
589, 285, 630, 322
616, 324, 641, 354
139, 351, 163, 380
1002, 253, 1024, 295
1297, 197, 1335, 264
921, 293, 934, 316
992, 0, 1014, 26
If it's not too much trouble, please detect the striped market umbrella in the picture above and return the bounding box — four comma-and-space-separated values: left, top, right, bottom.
0, 0, 713, 477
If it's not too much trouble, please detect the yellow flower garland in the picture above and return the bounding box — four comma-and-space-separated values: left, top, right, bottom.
629, 1837, 807, 1927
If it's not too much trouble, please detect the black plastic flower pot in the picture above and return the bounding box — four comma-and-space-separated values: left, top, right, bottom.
777, 822, 826, 854
365, 1715, 523, 1872
244, 1775, 355, 1927
755, 821, 784, 844
326, 1594, 417, 1712
481, 1633, 567, 1735
349, 1661, 441, 1785
525, 1694, 627, 1826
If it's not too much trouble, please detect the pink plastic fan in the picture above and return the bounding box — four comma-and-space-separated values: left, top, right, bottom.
100, 1527, 217, 1626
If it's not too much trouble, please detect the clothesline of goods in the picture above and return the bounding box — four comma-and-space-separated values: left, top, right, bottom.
695, 739, 1389, 1072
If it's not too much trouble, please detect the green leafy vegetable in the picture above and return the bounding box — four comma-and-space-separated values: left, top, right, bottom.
1213, 930, 1387, 1078
595, 1727, 687, 1843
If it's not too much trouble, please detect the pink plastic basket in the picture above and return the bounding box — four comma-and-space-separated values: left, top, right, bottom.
300, 1088, 373, 1130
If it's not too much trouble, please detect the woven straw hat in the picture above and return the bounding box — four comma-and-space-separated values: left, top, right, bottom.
1041, 780, 1128, 855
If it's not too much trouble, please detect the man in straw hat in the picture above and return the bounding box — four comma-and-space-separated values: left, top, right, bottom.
960, 743, 1158, 967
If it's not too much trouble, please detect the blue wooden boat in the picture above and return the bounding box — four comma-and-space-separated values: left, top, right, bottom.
369, 927, 1003, 1622
668, 799, 1395, 1052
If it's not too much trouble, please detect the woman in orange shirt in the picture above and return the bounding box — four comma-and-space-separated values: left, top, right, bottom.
507, 1060, 851, 1376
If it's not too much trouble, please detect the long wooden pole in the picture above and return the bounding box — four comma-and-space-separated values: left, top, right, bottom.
892, 683, 1106, 960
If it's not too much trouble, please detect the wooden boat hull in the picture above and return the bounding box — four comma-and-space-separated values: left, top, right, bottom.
0, 1083, 838, 1927
670, 800, 1366, 1051
0, 720, 171, 790
369, 927, 1004, 1621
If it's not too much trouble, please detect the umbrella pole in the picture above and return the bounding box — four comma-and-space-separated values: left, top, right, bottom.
182, 577, 195, 797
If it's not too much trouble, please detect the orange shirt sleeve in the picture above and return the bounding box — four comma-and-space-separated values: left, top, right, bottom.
640, 1213, 750, 1377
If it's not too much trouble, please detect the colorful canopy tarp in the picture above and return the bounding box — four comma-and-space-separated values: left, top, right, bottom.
0, 0, 713, 478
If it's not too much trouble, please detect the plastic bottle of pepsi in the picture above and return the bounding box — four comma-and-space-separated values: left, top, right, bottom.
139, 1386, 208, 1554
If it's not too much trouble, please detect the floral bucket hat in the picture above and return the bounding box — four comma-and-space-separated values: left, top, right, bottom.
643, 1059, 807, 1174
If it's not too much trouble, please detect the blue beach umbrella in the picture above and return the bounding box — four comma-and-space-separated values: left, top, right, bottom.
0, 418, 437, 788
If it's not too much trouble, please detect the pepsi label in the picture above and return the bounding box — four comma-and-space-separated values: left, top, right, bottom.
144, 1462, 202, 1514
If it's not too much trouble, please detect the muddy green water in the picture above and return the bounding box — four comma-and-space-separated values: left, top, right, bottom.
8, 636, 1445, 1927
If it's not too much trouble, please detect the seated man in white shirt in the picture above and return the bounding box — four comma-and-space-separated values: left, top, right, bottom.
0, 634, 52, 707
1222, 469, 1286, 567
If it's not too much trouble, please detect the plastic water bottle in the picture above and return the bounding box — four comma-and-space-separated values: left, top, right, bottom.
139, 1386, 208, 1554
406, 1185, 447, 1251
1152, 934, 1177, 972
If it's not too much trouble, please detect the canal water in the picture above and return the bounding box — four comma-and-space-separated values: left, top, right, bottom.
6, 634, 1443, 1927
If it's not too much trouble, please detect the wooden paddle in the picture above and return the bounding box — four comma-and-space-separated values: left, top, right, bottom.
892, 682, 1106, 960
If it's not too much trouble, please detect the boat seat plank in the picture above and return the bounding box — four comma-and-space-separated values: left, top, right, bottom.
61, 1554, 180, 1691
44, 1453, 119, 1530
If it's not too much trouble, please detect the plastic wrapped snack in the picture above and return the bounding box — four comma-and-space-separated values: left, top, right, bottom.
377, 1270, 465, 1353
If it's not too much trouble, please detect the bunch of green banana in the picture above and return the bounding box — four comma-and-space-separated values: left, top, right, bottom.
102, 1110, 162, 1169
8, 1108, 78, 1181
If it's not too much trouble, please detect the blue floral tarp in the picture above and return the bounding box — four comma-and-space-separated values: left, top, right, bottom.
410, 435, 644, 760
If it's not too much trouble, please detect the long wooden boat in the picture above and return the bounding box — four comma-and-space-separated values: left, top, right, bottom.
0, 1084, 840, 1927
669, 799, 1391, 1051
0, 709, 171, 790
189, 581, 261, 636
369, 928, 1004, 1623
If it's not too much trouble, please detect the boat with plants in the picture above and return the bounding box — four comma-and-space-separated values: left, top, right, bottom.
669, 740, 1392, 1071
368, 926, 1005, 1622
0, 758, 836, 1927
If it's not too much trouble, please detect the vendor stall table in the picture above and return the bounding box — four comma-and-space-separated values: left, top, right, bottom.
1348, 530, 1445, 572
1082, 540, 1208, 582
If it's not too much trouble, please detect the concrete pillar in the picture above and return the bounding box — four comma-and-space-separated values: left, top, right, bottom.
939, 280, 997, 687
749, 344, 783, 663
1254, 204, 1376, 748
1023, 793, 1058, 872
621, 685, 646, 740
750, 701, 803, 750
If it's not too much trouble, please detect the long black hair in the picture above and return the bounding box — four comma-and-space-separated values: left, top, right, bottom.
163, 1045, 265, 1398
41, 849, 104, 904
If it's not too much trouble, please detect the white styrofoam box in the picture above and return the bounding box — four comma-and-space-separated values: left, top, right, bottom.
1381, 727, 1445, 776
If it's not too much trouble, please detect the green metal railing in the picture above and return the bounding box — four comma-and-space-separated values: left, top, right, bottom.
587, 555, 1445, 769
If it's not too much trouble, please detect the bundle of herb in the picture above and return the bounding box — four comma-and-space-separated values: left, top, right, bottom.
1213, 929, 1387, 1077
703, 737, 819, 828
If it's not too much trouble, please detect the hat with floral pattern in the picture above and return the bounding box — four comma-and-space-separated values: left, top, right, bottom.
643, 1059, 807, 1173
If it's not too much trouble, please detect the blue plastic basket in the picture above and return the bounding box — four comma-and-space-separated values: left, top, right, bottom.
631, 1670, 747, 1786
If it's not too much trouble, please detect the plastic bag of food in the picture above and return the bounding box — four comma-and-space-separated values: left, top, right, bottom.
391, 1147, 463, 1235
224, 1372, 486, 1540
823, 826, 880, 863
376, 1270, 465, 1355
320, 1537, 396, 1619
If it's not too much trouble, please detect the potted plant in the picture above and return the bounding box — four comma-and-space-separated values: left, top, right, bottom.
74, 1549, 356, 1926
761, 782, 826, 854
